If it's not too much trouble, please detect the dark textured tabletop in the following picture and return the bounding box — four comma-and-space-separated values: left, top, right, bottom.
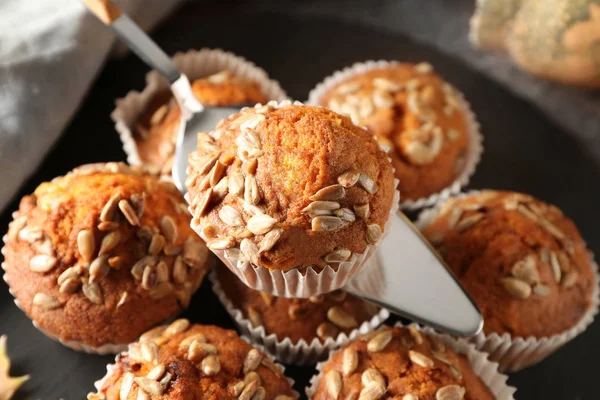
1, 3, 599, 399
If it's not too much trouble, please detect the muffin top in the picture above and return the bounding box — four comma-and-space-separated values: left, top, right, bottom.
420, 190, 596, 338
317, 63, 470, 201
88, 321, 296, 400
2, 163, 211, 347
311, 326, 494, 400
186, 102, 396, 271
215, 266, 382, 343
134, 71, 269, 174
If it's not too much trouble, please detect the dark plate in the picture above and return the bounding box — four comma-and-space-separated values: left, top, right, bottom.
1, 3, 599, 399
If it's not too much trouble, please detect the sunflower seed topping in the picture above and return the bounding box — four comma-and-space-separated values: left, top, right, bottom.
172, 256, 187, 284
207, 236, 236, 250
59, 277, 81, 294
500, 277, 531, 299
183, 238, 208, 268
562, 270, 579, 288
362, 368, 385, 388
119, 372, 135, 399
342, 347, 359, 376
82, 282, 103, 304
119, 199, 140, 226
146, 364, 165, 381
357, 173, 378, 194
324, 249, 352, 263
436, 385, 465, 400
456, 213, 484, 232
359, 381, 386, 400
312, 216, 344, 232
179, 334, 207, 351
258, 229, 283, 254
511, 255, 540, 285
366, 224, 383, 244
248, 306, 262, 327
243, 349, 262, 374
403, 395, 419, 400
408, 350, 434, 368
141, 341, 159, 363
337, 169, 361, 188
244, 175, 260, 205
414, 62, 433, 74
408, 326, 424, 345
165, 319, 190, 336
134, 377, 163, 395
98, 221, 119, 231
188, 340, 217, 361
327, 307, 358, 328
89, 255, 110, 283
533, 284, 551, 296
310, 184, 346, 201
354, 204, 370, 220
316, 322, 339, 339
33, 293, 61, 309
325, 370, 342, 399
195, 189, 213, 217
77, 229, 95, 263
367, 330, 393, 353
239, 379, 258, 400
550, 251, 562, 283
100, 193, 121, 222
334, 208, 356, 222
98, 230, 120, 256
247, 214, 277, 235
240, 238, 261, 265
29, 254, 58, 273
219, 205, 244, 226
201, 355, 220, 376
149, 282, 173, 300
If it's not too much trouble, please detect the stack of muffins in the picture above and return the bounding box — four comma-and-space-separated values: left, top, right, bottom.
2, 48, 597, 399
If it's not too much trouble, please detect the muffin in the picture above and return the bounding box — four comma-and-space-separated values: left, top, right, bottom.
133, 70, 268, 175
309, 61, 481, 206
186, 101, 397, 296
212, 266, 388, 364
308, 326, 497, 400
1, 163, 211, 353
87, 321, 296, 400
418, 190, 598, 370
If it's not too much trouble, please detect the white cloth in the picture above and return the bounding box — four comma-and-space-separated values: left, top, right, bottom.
0, 0, 182, 213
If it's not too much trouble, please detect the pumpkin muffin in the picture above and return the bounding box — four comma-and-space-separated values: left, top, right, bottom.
214, 266, 384, 343
314, 62, 473, 202
186, 102, 396, 277
310, 326, 495, 400
419, 190, 596, 338
2, 163, 211, 352
87, 321, 296, 400
133, 70, 268, 174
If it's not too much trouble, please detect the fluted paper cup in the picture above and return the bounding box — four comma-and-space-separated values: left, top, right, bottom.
305, 323, 516, 399
415, 190, 600, 372
307, 59, 483, 211
210, 269, 390, 364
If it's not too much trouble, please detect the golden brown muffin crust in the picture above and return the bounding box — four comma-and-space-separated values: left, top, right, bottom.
186, 103, 395, 271
216, 266, 381, 343
88, 322, 296, 400
134, 71, 269, 174
318, 62, 470, 201
311, 326, 494, 400
3, 163, 210, 348
420, 191, 596, 338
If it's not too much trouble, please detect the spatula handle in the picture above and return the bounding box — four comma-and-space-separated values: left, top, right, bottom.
82, 0, 181, 83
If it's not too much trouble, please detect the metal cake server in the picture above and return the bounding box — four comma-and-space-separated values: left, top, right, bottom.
84, 0, 483, 336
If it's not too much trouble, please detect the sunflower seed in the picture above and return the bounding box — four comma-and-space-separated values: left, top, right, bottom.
358, 381, 386, 400
82, 282, 103, 304
244, 175, 260, 205
156, 261, 169, 283
119, 199, 140, 226
57, 265, 82, 285
500, 277, 531, 299
141, 265, 157, 290
183, 238, 208, 268
156, 216, 177, 245
325, 370, 342, 399
436, 385, 465, 400
408, 350, 434, 368
172, 256, 188, 284
208, 236, 236, 250
532, 284, 550, 296
7, 216, 27, 241
331, 209, 355, 223
130, 193, 146, 219
219, 205, 244, 227
194, 153, 220, 176
76, 229, 95, 262
89, 255, 110, 283
134, 377, 163, 395
240, 239, 260, 265
310, 185, 346, 201
257, 292, 273, 307
366, 224, 383, 244
342, 347, 359, 376
208, 161, 226, 188
414, 62, 433, 74
131, 256, 156, 280
511, 255, 540, 285
408, 326, 423, 345
239, 379, 259, 400
165, 318, 190, 336
149, 282, 173, 299
354, 204, 370, 220
136, 226, 154, 244
337, 169, 360, 188
202, 355, 220, 376
115, 291, 128, 308
274, 395, 294, 400
188, 340, 217, 362
367, 330, 393, 352
357, 173, 378, 194
403, 395, 419, 400
245, 372, 261, 385
243, 349, 262, 374
562, 270, 579, 288
539, 247, 551, 264
456, 213, 484, 232
312, 216, 344, 232
316, 322, 339, 339
550, 251, 562, 283
97, 221, 119, 232
258, 229, 283, 254
362, 368, 385, 388
97, 230, 120, 256
147, 234, 165, 256
194, 189, 213, 217
146, 364, 165, 381
29, 254, 57, 273
119, 372, 135, 400
327, 307, 358, 329
33, 293, 61, 309
179, 334, 207, 351
141, 341, 159, 363
248, 306, 262, 327
302, 201, 340, 216
59, 277, 81, 294
247, 214, 277, 235
324, 249, 352, 263
224, 171, 243, 197
159, 371, 172, 388
100, 193, 121, 222
447, 208, 463, 229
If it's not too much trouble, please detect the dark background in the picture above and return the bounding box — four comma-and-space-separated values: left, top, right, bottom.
1, 1, 599, 399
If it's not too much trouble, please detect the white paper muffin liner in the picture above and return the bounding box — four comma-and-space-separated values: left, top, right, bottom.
306, 323, 516, 399
91, 332, 299, 399
209, 269, 390, 365
111, 48, 289, 168
187, 100, 401, 298
306, 59, 484, 211
415, 190, 600, 372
